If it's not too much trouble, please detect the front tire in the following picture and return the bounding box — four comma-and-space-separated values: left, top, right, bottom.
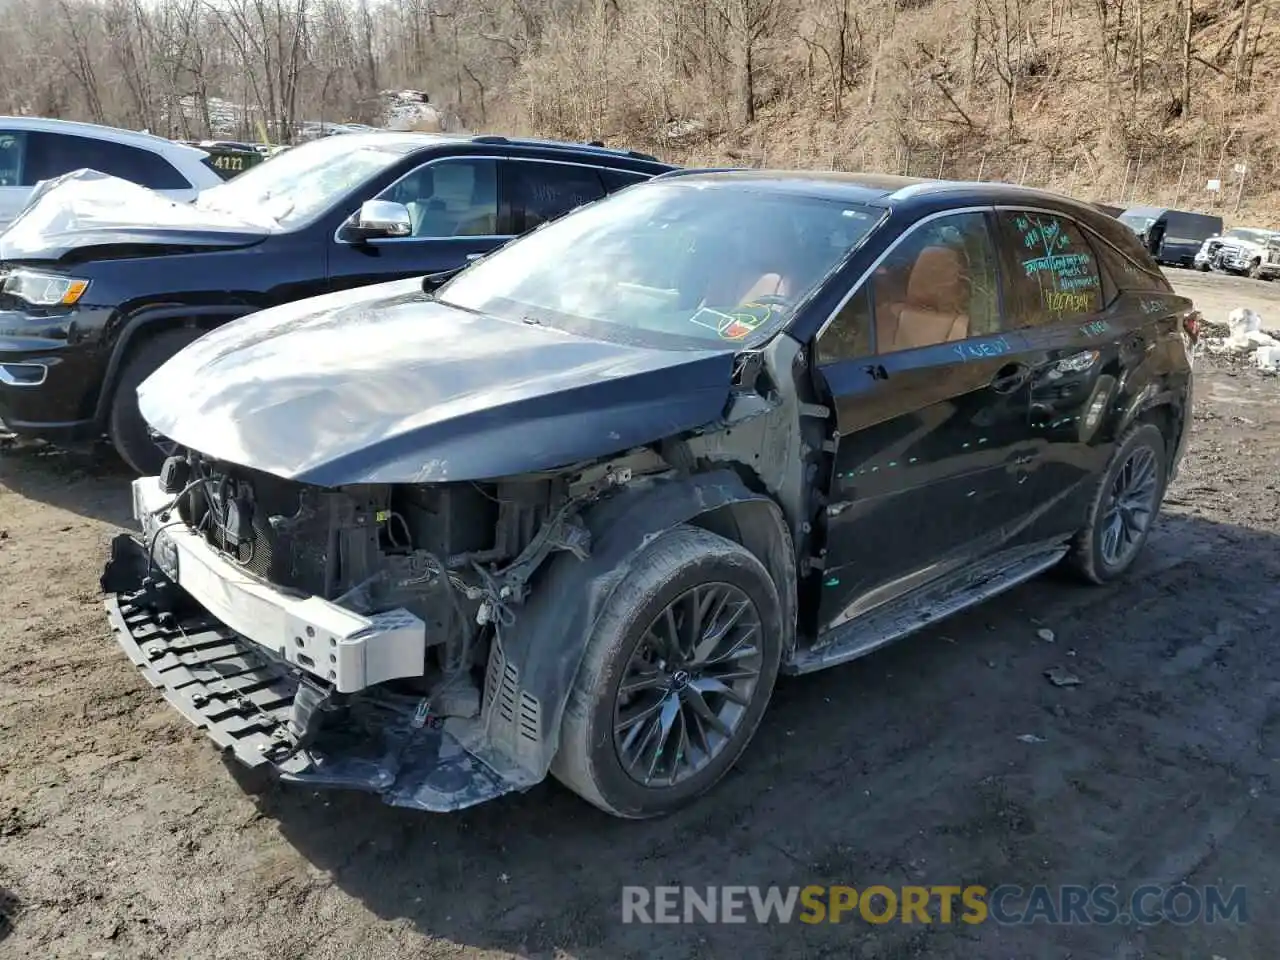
1065, 422, 1167, 584
1249, 259, 1263, 280
551, 524, 783, 819
107, 328, 202, 475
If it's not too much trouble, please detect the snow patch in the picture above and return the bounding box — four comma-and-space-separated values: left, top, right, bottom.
1203, 306, 1280, 373
173, 90, 456, 141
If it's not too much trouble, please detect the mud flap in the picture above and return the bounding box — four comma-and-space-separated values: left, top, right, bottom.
101, 532, 524, 812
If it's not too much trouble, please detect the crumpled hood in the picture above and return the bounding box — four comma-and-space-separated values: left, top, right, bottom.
0, 169, 270, 262
138, 280, 736, 486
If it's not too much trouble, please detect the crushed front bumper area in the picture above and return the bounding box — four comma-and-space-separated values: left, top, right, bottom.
102, 533, 524, 812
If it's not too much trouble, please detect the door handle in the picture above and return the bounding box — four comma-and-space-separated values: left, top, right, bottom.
466, 252, 484, 261
989, 362, 1030, 394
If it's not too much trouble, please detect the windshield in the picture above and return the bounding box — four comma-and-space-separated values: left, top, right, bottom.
1119, 214, 1156, 232
194, 137, 408, 228
1226, 228, 1277, 244
435, 182, 881, 348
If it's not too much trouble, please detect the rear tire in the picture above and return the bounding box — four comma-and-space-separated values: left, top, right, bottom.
108, 328, 202, 475
551, 524, 783, 819
1064, 422, 1167, 585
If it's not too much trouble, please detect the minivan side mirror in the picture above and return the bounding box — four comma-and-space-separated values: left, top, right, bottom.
346, 199, 412, 241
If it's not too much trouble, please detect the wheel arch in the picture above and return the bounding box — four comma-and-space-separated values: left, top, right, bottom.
92, 303, 255, 424
470, 469, 797, 785
1130, 384, 1189, 478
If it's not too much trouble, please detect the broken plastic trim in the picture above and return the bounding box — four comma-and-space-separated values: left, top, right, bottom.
101, 533, 527, 812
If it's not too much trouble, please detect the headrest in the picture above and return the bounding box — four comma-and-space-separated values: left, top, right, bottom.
905, 246, 969, 314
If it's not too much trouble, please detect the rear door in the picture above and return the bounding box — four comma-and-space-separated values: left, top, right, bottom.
990, 207, 1139, 540
327, 156, 514, 292
813, 208, 1038, 632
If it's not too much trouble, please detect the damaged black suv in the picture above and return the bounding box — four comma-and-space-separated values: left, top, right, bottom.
0, 133, 670, 473
102, 171, 1198, 819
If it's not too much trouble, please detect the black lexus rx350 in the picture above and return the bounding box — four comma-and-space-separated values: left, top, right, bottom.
102, 171, 1198, 819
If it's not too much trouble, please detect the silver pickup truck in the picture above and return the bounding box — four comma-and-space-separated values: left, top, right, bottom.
1193, 226, 1280, 279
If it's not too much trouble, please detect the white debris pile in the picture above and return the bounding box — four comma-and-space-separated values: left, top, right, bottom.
381, 90, 445, 132
662, 118, 707, 142
1203, 307, 1280, 372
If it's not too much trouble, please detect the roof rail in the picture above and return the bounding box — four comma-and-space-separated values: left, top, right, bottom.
469, 133, 661, 163
652, 167, 745, 180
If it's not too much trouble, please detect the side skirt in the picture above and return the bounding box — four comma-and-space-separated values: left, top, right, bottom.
785, 540, 1070, 675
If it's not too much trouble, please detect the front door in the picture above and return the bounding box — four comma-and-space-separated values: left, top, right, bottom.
0, 130, 30, 230
327, 156, 514, 292
812, 209, 1037, 634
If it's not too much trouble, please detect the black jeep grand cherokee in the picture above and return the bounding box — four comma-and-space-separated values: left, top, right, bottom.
0, 133, 671, 472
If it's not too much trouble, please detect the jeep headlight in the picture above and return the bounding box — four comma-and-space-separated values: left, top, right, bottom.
3, 269, 90, 306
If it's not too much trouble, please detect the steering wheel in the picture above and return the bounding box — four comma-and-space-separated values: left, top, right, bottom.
745, 295, 790, 309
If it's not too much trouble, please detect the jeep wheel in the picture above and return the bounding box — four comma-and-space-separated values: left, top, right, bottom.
108, 328, 202, 475
1064, 422, 1167, 585
551, 524, 782, 818
1249, 259, 1263, 280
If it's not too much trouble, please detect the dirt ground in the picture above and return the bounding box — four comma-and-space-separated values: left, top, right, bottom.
2, 270, 1279, 960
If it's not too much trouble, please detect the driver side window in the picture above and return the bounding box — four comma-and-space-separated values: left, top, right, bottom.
817, 211, 1001, 362
374, 158, 502, 238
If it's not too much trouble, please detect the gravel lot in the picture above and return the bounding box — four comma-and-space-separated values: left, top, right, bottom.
2, 270, 1279, 960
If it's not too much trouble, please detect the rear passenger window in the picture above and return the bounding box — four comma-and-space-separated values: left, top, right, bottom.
26, 132, 192, 190
1087, 230, 1171, 294
509, 162, 606, 232
996, 211, 1102, 327
601, 169, 651, 192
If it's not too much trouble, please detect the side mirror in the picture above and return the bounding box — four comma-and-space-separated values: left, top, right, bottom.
347, 199, 412, 240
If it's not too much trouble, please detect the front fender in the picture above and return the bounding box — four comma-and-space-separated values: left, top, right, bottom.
93, 303, 254, 423
462, 469, 796, 783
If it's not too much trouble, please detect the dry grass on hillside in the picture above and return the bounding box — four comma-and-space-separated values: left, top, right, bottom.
493, 0, 1280, 225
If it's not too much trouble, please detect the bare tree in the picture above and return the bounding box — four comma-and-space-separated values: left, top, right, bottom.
711, 0, 781, 124
1182, 0, 1193, 116
1233, 0, 1254, 93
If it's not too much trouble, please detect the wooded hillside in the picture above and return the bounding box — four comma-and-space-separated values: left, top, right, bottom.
4, 0, 1279, 220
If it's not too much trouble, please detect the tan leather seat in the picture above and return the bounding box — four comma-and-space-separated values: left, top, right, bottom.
703, 267, 789, 310
877, 246, 971, 352
738, 272, 787, 304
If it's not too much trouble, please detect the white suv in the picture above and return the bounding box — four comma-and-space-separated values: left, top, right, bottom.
0, 117, 222, 230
